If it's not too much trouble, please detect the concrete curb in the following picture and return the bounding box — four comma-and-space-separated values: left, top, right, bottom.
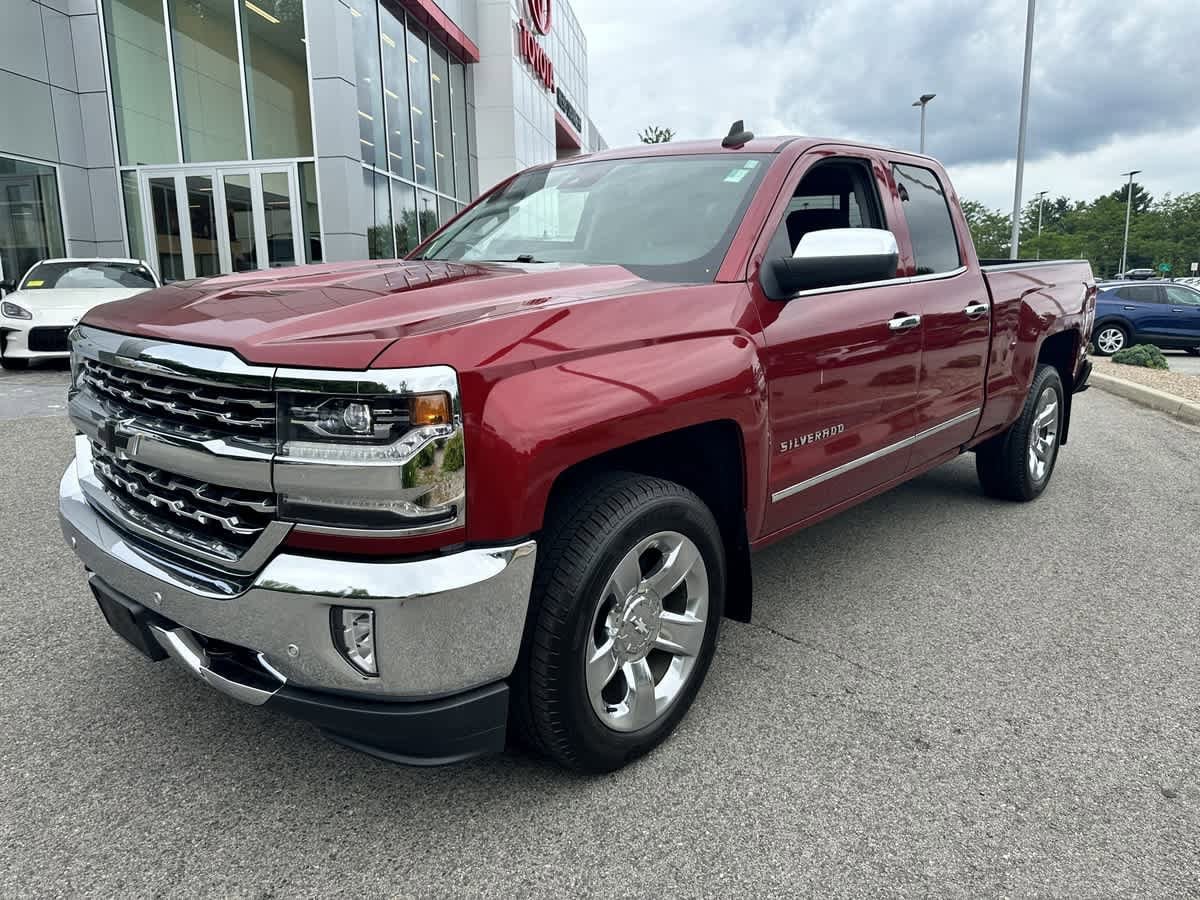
1089, 370, 1200, 426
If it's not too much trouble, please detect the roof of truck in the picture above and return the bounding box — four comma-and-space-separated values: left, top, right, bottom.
574, 135, 940, 165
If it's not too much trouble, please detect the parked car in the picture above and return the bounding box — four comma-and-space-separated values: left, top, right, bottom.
0, 258, 159, 369
57, 133, 1095, 772
1115, 268, 1157, 280
1091, 281, 1200, 356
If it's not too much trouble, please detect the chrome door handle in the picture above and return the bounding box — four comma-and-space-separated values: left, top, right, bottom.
963, 302, 989, 319
888, 314, 921, 331
1123, 305, 1137, 310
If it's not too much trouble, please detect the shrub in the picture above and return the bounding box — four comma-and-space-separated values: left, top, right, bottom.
1111, 344, 1169, 370
441, 431, 465, 472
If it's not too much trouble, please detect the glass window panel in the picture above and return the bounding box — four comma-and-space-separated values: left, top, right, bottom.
392, 181, 417, 257
261, 171, 295, 267
406, 23, 435, 188
169, 0, 248, 162
363, 168, 393, 259
224, 173, 258, 271
416, 189, 438, 240
430, 41, 454, 197
891, 163, 962, 275
240, 0, 312, 159
186, 175, 220, 276
449, 61, 469, 201
438, 196, 456, 232
102, 0, 178, 164
349, 0, 385, 168
121, 171, 144, 260
148, 176, 185, 281
0, 157, 65, 285
298, 161, 322, 263
379, 8, 413, 180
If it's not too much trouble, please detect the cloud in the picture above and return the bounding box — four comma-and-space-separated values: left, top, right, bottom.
573, 0, 1200, 204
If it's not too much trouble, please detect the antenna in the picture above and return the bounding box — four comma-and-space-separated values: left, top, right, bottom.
722, 120, 754, 149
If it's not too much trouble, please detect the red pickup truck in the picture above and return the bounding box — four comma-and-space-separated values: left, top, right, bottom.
59, 133, 1095, 772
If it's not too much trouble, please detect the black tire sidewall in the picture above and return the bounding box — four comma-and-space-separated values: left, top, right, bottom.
537, 487, 725, 771
1020, 365, 1065, 497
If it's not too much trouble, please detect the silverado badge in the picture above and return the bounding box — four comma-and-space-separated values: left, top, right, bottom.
779, 424, 846, 454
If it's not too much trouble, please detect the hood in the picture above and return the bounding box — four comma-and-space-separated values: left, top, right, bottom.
80, 260, 657, 369
9, 287, 150, 312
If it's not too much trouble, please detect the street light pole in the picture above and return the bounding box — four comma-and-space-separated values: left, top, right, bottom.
1035, 190, 1047, 259
1008, 0, 1037, 259
1119, 169, 1141, 276
912, 94, 935, 154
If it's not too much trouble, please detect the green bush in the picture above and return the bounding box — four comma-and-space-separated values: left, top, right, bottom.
441, 431, 465, 472
1111, 344, 1169, 370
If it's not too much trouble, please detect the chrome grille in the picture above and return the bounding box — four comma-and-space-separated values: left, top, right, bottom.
79, 358, 276, 439
90, 442, 275, 561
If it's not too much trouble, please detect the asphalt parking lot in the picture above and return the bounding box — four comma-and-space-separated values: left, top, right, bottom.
1, 374, 1198, 897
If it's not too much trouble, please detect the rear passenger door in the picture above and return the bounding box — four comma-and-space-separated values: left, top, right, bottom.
887, 161, 988, 470
1112, 284, 1170, 339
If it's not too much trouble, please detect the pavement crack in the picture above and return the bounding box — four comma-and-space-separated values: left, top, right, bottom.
747, 619, 896, 684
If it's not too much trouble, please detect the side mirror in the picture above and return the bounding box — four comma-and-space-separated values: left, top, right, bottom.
0, 279, 15, 294
764, 228, 899, 298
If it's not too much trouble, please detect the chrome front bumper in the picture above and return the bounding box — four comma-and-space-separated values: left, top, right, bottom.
60, 443, 537, 701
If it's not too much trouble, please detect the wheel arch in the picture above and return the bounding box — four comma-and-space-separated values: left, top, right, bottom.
1036, 327, 1080, 445
543, 421, 754, 622
1092, 315, 1133, 342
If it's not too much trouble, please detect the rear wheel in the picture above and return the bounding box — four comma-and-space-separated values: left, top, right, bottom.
1185, 348, 1200, 357
513, 472, 724, 773
0, 356, 28, 371
976, 364, 1064, 502
1093, 324, 1128, 356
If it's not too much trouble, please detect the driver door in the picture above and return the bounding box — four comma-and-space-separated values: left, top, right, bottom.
753, 150, 926, 535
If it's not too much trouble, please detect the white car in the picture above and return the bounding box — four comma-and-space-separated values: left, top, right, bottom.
0, 258, 160, 370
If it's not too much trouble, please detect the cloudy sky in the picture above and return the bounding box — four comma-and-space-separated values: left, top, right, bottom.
570, 0, 1200, 210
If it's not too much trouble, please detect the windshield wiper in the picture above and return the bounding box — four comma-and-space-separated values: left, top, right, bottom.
480, 254, 546, 264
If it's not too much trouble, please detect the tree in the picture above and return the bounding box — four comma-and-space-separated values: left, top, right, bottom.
961, 199, 1011, 259
963, 184, 1200, 280
638, 126, 675, 144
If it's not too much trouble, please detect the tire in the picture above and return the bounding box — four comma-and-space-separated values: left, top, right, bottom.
1092, 323, 1128, 356
976, 364, 1065, 502
1185, 348, 1200, 357
0, 356, 29, 371
513, 471, 725, 773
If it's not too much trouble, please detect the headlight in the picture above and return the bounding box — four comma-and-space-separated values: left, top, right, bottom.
2, 301, 31, 320
272, 368, 466, 534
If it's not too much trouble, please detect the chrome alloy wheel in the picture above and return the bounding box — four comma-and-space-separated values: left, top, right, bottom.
585, 531, 708, 733
1096, 327, 1125, 354
1028, 386, 1060, 482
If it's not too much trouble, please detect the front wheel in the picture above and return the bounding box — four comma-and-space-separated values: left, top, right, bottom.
976, 364, 1064, 502
1093, 324, 1128, 356
513, 472, 725, 773
0, 356, 29, 371
1185, 348, 1200, 357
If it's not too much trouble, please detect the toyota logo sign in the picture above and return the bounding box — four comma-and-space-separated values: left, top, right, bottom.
528, 0, 551, 35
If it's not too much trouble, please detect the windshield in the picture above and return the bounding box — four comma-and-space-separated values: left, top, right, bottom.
419, 154, 770, 283
21, 261, 158, 291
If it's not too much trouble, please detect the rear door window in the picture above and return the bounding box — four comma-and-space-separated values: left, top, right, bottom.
1113, 285, 1162, 303
891, 163, 961, 275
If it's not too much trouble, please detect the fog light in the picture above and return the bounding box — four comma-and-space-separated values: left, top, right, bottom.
333, 607, 377, 676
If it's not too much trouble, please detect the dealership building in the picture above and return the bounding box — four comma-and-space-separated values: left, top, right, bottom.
0, 0, 605, 286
